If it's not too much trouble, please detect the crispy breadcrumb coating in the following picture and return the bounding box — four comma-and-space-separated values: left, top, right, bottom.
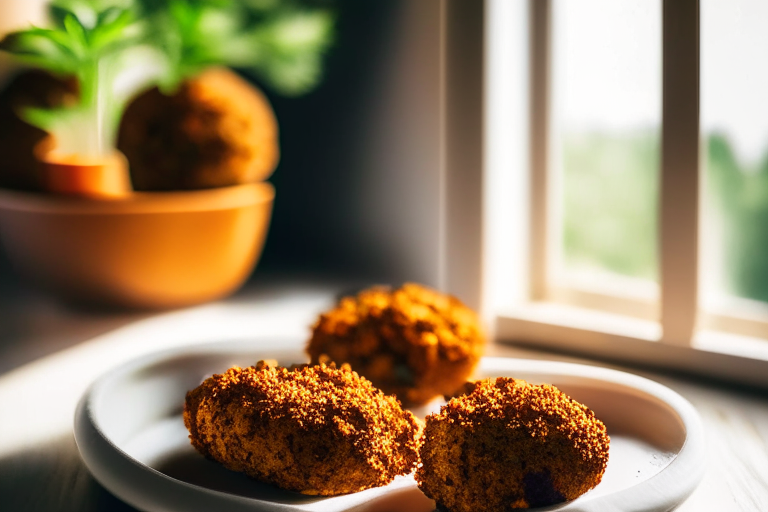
416, 378, 610, 511
307, 283, 485, 405
183, 361, 420, 496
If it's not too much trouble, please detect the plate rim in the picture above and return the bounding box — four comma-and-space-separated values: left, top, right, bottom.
74, 339, 706, 512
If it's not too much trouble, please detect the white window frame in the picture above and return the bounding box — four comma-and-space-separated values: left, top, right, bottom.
440, 0, 768, 387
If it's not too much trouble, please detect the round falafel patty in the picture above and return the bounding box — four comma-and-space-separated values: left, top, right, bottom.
416, 378, 610, 511
307, 283, 485, 405
183, 361, 420, 496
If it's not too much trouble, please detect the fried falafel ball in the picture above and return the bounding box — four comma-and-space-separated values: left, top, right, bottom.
118, 67, 279, 191
307, 283, 485, 406
183, 360, 420, 496
416, 378, 610, 511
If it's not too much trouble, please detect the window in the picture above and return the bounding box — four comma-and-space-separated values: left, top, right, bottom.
442, 0, 768, 386
699, 0, 768, 340
550, 0, 661, 318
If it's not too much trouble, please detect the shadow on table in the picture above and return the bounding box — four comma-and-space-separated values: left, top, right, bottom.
0, 433, 437, 512
0, 434, 137, 512
0, 291, 147, 375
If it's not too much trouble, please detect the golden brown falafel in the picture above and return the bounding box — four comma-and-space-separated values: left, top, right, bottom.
416, 378, 610, 511
307, 283, 485, 406
118, 67, 279, 191
183, 360, 420, 496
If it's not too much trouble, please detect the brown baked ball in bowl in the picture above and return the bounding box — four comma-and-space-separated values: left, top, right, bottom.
0, 67, 279, 309
118, 67, 279, 191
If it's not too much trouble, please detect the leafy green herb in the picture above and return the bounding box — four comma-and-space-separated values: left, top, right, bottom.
145, 0, 335, 95
0, 0, 334, 157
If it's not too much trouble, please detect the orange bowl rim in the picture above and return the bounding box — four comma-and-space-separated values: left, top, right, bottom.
0, 183, 275, 215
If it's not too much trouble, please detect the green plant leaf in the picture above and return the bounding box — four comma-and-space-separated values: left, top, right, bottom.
89, 9, 139, 53
63, 13, 89, 57
49, 5, 74, 29
18, 105, 71, 131
0, 30, 79, 74
20, 26, 77, 53
97, 6, 124, 26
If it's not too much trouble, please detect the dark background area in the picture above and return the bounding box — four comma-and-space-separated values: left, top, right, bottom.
253, 0, 443, 287
258, 0, 399, 279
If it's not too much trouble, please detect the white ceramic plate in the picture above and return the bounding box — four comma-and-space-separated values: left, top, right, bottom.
74, 339, 705, 512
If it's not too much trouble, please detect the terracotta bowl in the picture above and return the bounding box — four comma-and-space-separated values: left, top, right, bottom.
0, 183, 274, 309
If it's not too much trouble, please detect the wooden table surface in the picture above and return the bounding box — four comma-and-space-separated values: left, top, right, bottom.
0, 281, 767, 511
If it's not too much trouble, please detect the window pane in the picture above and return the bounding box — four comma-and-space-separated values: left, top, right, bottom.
702, 0, 768, 307
553, 0, 661, 286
